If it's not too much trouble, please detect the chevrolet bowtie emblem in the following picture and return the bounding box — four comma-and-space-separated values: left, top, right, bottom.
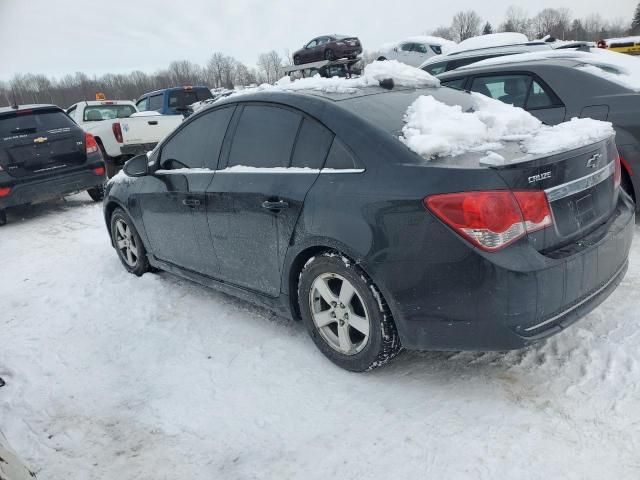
33, 137, 48, 143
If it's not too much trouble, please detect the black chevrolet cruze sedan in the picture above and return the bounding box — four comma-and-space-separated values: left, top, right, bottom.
103, 85, 634, 371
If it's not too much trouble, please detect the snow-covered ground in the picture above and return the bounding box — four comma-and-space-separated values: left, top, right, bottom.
1, 195, 639, 479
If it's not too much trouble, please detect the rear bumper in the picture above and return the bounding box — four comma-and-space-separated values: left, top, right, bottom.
120, 143, 157, 156
373, 193, 635, 351
334, 46, 362, 58
0, 165, 105, 209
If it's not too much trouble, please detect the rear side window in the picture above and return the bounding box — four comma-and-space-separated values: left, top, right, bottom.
148, 94, 163, 112
470, 74, 532, 108
160, 106, 234, 170
0, 109, 75, 138
526, 80, 556, 109
324, 138, 358, 169
291, 118, 334, 169
227, 105, 302, 168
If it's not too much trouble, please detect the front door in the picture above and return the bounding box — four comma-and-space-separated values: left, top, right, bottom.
138, 106, 235, 275
206, 104, 334, 296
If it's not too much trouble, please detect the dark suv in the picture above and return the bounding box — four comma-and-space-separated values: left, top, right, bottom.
293, 35, 362, 65
0, 105, 106, 225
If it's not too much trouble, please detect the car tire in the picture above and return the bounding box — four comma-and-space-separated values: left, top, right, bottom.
110, 208, 150, 276
324, 49, 335, 61
377, 56, 387, 61
298, 251, 402, 371
0, 209, 6, 227
87, 184, 105, 202
294, 55, 301, 65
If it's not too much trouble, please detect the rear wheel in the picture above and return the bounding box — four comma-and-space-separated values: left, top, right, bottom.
0, 209, 6, 227
110, 208, 150, 276
377, 56, 387, 61
298, 252, 401, 371
324, 49, 335, 61
87, 185, 104, 202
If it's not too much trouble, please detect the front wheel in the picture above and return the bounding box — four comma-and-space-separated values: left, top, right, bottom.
110, 208, 150, 276
298, 252, 401, 371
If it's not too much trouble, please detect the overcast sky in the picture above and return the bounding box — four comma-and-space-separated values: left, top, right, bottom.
0, 0, 635, 81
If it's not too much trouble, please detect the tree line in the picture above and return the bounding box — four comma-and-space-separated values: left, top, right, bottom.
1, 4, 637, 108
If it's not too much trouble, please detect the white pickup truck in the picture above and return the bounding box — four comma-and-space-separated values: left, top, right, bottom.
66, 100, 182, 176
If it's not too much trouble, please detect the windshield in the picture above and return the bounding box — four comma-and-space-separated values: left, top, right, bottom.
83, 105, 136, 122
0, 109, 75, 138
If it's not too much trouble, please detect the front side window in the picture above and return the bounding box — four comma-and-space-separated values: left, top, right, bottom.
413, 43, 428, 54
227, 105, 302, 168
160, 106, 234, 170
136, 97, 149, 111
307, 40, 317, 49
526, 80, 557, 109
423, 63, 448, 76
400, 42, 413, 52
470, 74, 532, 108
148, 94, 163, 112
442, 78, 467, 90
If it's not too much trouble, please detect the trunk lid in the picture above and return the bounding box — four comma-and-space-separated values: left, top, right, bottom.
488, 137, 619, 253
0, 108, 86, 178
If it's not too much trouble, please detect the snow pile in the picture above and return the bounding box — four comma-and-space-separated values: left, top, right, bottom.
460, 48, 640, 91
130, 111, 162, 117
447, 32, 529, 54
401, 93, 614, 161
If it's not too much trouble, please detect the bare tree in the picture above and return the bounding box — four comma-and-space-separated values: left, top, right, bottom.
430, 25, 455, 41
257, 50, 284, 84
451, 10, 482, 42
500, 5, 531, 35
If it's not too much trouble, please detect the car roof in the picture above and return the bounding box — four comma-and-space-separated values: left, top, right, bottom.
421, 42, 551, 66
436, 57, 584, 79
0, 104, 60, 115
140, 86, 210, 97
75, 100, 135, 107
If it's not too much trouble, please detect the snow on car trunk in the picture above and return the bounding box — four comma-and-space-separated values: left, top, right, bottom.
1, 197, 639, 479
400, 92, 614, 163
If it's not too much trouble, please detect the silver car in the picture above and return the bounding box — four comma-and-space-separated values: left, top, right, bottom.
377, 36, 455, 67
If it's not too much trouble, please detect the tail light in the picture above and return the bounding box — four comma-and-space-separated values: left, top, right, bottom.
85, 133, 99, 155
425, 190, 552, 251
112, 122, 123, 143
613, 149, 621, 189
93, 166, 105, 176
597, 39, 608, 49
0, 187, 11, 197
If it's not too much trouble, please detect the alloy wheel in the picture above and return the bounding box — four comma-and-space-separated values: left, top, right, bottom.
309, 273, 370, 355
114, 218, 139, 268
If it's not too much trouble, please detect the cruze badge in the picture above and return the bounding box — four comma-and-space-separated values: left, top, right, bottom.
586, 153, 601, 169
33, 137, 48, 143
528, 171, 551, 184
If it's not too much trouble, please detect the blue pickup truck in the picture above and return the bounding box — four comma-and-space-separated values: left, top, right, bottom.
134, 86, 213, 116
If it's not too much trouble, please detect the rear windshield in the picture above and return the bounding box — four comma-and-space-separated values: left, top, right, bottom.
343, 87, 475, 136
168, 89, 213, 110
83, 104, 136, 121
0, 109, 75, 139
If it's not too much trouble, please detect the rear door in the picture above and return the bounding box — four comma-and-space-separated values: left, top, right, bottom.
0, 108, 85, 178
205, 103, 333, 296
137, 106, 234, 275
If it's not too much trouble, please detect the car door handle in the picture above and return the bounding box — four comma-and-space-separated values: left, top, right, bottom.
148, 120, 158, 125
182, 198, 201, 207
261, 200, 289, 210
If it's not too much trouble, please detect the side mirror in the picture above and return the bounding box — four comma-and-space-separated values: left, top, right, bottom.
123, 154, 149, 177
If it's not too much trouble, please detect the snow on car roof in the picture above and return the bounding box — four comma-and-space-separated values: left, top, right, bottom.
605, 36, 640, 45
457, 48, 640, 92
446, 32, 530, 55
380, 36, 457, 53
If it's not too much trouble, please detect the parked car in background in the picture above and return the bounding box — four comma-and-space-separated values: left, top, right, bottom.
0, 431, 36, 479
67, 100, 182, 177
0, 104, 106, 225
377, 36, 456, 66
103, 82, 633, 372
598, 36, 640, 55
419, 41, 552, 75
437, 50, 640, 205
293, 35, 362, 65
135, 86, 213, 116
